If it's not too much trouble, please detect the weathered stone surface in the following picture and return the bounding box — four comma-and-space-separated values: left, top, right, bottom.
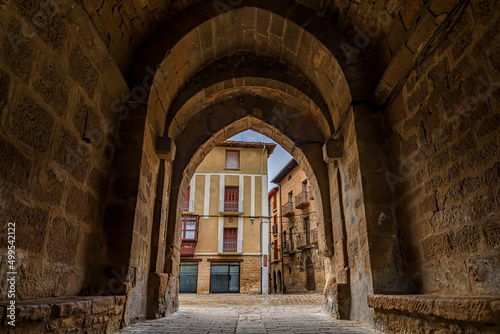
10, 97, 54, 153
0, 135, 31, 189
0, 20, 36, 80
369, 294, 500, 326
65, 185, 94, 223
0, 67, 9, 113
4, 202, 49, 253
92, 297, 115, 314
33, 59, 69, 116
69, 46, 99, 98
47, 217, 80, 265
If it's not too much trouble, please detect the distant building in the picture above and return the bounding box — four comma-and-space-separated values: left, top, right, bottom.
179, 141, 276, 294
269, 159, 325, 293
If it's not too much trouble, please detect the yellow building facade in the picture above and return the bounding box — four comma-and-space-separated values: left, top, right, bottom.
179, 141, 276, 294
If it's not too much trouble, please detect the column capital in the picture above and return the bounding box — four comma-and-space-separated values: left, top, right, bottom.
156, 137, 176, 162
323, 136, 344, 163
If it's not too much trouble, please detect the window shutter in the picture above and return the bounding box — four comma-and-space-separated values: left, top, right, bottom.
225, 150, 240, 169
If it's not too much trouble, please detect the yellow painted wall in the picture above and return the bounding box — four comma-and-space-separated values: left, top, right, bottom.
196, 146, 270, 175
182, 144, 269, 256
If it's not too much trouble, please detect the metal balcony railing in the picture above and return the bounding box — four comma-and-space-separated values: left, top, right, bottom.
218, 240, 242, 253
219, 200, 244, 214
295, 191, 310, 209
282, 202, 294, 217
182, 200, 194, 212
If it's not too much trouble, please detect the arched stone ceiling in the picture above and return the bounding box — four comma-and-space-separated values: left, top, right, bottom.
83, 0, 416, 74
169, 79, 331, 140
141, 5, 365, 140
164, 53, 333, 133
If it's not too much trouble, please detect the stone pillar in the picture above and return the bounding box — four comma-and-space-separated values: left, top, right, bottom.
321, 139, 351, 320
351, 104, 411, 294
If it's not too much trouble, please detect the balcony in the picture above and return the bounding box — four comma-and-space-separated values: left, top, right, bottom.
296, 232, 311, 249
219, 200, 244, 215
182, 200, 194, 213
218, 240, 242, 254
283, 242, 290, 254
295, 191, 310, 209
272, 224, 278, 235
283, 240, 295, 254
311, 229, 318, 244
180, 241, 196, 257
282, 202, 294, 217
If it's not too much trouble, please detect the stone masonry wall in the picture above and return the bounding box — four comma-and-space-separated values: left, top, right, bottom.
0, 1, 127, 300
0, 295, 125, 333
283, 248, 325, 294
278, 164, 325, 294
385, 0, 500, 296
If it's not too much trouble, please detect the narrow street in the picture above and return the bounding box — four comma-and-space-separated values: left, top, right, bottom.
119, 294, 381, 333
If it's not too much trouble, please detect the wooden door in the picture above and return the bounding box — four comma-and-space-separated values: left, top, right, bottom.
306, 257, 315, 291
224, 187, 239, 211
223, 228, 237, 252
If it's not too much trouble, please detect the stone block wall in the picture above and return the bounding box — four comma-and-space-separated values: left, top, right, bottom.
0, 1, 127, 301
384, 0, 500, 296
0, 296, 125, 333
282, 248, 325, 293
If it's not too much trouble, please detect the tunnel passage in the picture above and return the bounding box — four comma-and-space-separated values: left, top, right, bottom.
0, 0, 499, 333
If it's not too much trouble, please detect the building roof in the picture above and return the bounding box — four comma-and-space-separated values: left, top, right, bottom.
270, 159, 298, 184
268, 186, 279, 198
216, 140, 277, 156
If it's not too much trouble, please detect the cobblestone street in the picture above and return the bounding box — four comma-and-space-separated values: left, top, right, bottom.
119, 294, 380, 333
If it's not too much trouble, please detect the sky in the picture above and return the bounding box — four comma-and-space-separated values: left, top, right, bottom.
228, 130, 293, 190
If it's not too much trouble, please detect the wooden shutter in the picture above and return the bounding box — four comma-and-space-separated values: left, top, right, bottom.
223, 228, 238, 252
224, 187, 239, 212
224, 228, 237, 241
225, 187, 239, 201
225, 150, 240, 169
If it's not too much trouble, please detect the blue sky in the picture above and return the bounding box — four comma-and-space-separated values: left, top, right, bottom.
229, 130, 293, 190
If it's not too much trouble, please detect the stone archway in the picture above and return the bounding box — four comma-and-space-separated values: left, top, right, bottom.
100, 0, 391, 326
